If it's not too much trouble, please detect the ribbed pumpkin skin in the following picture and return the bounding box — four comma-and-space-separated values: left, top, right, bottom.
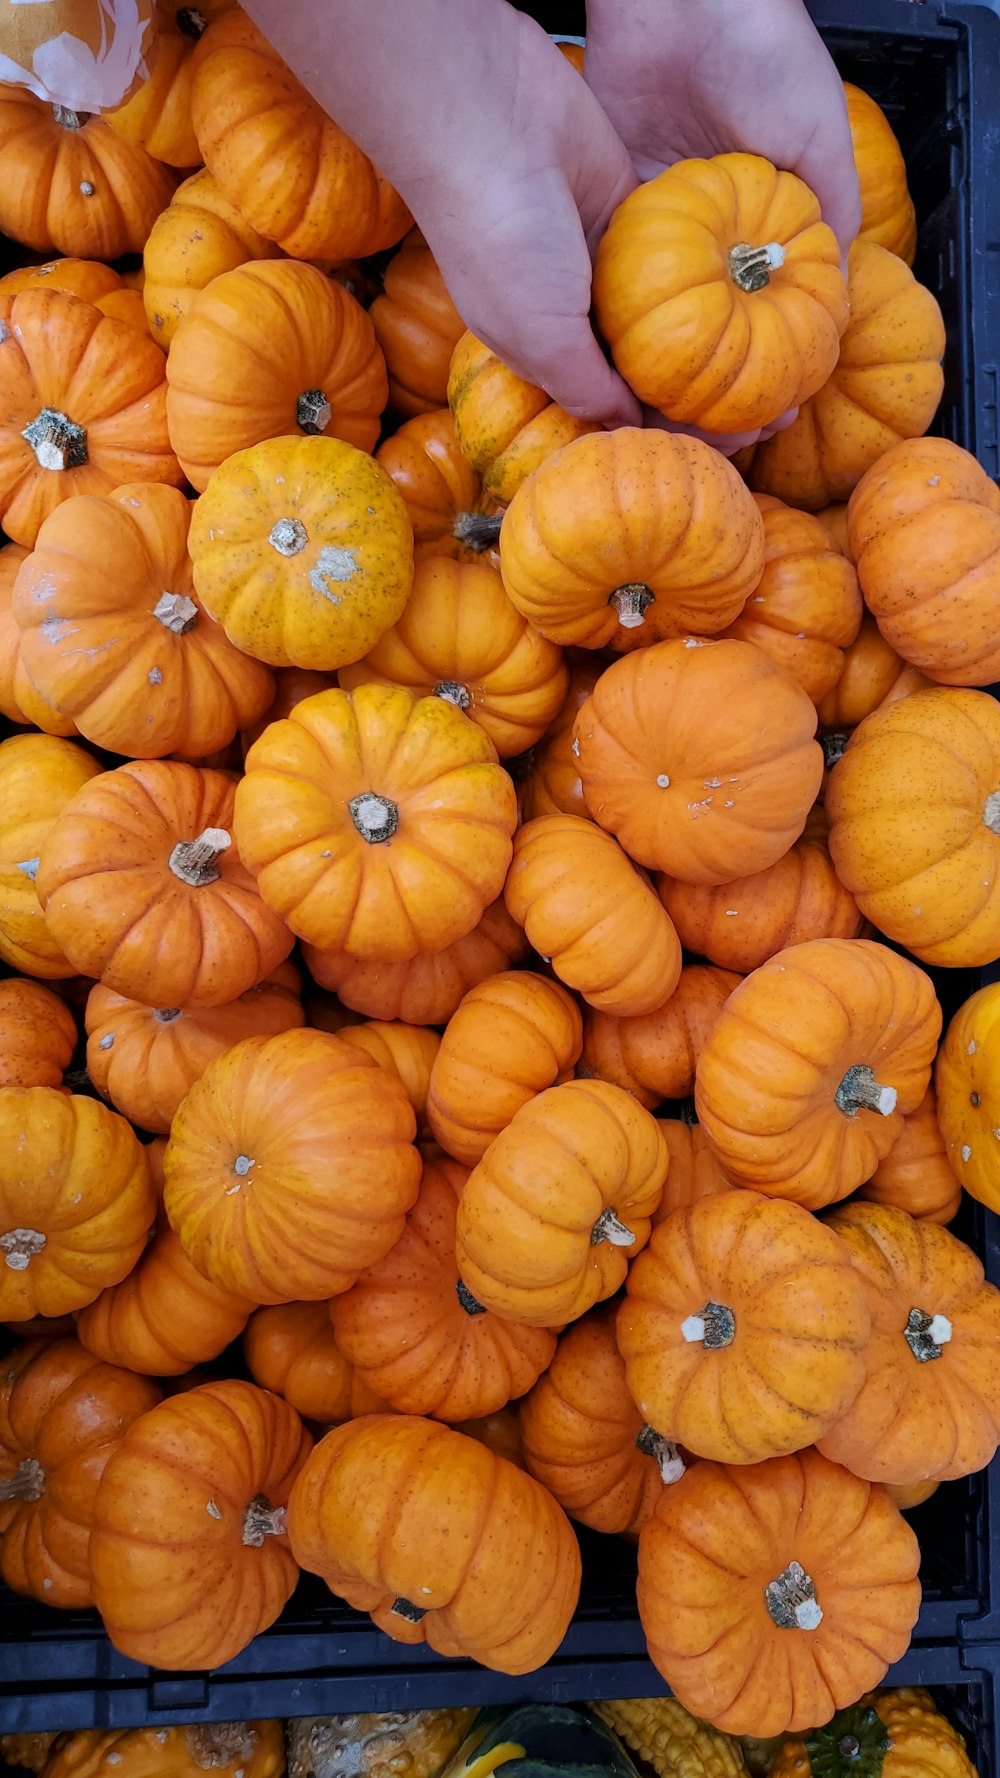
90, 1380, 311, 1671
0, 1337, 161, 1608
770, 1684, 977, 1778
0, 734, 102, 979
816, 611, 931, 734
652, 1120, 733, 1223
143, 169, 283, 347
370, 230, 465, 416
936, 982, 1000, 1214
427, 972, 583, 1165
0, 539, 77, 735
658, 839, 864, 974
520, 655, 602, 823
846, 83, 917, 263
0, 978, 76, 1089
337, 1020, 440, 1140
580, 964, 742, 1107
243, 1302, 390, 1423
859, 1084, 962, 1225
287, 1415, 581, 1675
374, 410, 492, 564
0, 259, 149, 339
331, 1155, 556, 1421
448, 331, 599, 505
41, 1722, 286, 1778
303, 898, 528, 1025
637, 1448, 922, 1738
0, 96, 177, 259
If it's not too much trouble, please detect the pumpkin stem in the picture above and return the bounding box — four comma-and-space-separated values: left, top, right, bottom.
297, 388, 332, 435
822, 731, 848, 770
728, 241, 786, 292
154, 1008, 182, 1024
983, 790, 1000, 834
903, 1306, 953, 1362
168, 827, 232, 887
636, 1425, 686, 1483
452, 510, 503, 552
455, 1279, 487, 1316
0, 1228, 46, 1272
764, 1559, 823, 1631
185, 1725, 259, 1770
390, 1596, 427, 1623
590, 1206, 636, 1248
175, 4, 208, 37
51, 104, 90, 129
835, 1064, 897, 1119
609, 583, 654, 631
434, 679, 471, 711
349, 792, 399, 844
269, 519, 309, 557
680, 1300, 736, 1350
22, 408, 88, 472
0, 1457, 45, 1504
242, 1495, 287, 1547
154, 591, 199, 634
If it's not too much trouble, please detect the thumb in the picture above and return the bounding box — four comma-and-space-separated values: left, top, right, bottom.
793, 114, 862, 261
480, 311, 642, 428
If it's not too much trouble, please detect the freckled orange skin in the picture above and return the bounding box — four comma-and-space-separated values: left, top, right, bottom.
338, 1019, 440, 1139
243, 1302, 390, 1423
0, 978, 76, 1089
370, 230, 465, 417
303, 898, 528, 1025
143, 169, 283, 347
859, 1084, 962, 1225
658, 839, 864, 974
816, 611, 930, 735
936, 983, 1000, 1215
105, 0, 237, 168
652, 1119, 733, 1222
0, 96, 177, 260
449, 331, 599, 505
846, 83, 917, 264
580, 964, 742, 1108
0, 734, 103, 979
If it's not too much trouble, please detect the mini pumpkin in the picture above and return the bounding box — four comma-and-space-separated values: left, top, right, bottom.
520, 1306, 681, 1537
846, 83, 917, 263
0, 258, 148, 334
90, 1379, 311, 1669
339, 557, 568, 758
0, 734, 102, 978
235, 685, 517, 958
579, 964, 741, 1109
0, 1336, 161, 1608
375, 409, 495, 564
0, 94, 176, 258
519, 655, 602, 823
190, 13, 410, 259
455, 1078, 667, 1326
287, 1415, 580, 1674
85, 962, 304, 1136
104, 0, 234, 167
337, 1020, 440, 1139
370, 229, 465, 416
142, 168, 283, 347
859, 1085, 962, 1225
816, 611, 931, 736
243, 1302, 390, 1423
331, 1153, 556, 1420
0, 541, 76, 736
694, 939, 941, 1208
652, 1116, 733, 1221
573, 639, 823, 882
241, 666, 341, 757
164, 1028, 421, 1302
166, 261, 387, 490
427, 972, 582, 1165
593, 152, 848, 433
499, 429, 765, 649
658, 838, 864, 974
505, 815, 681, 1018
637, 1447, 921, 1737
748, 241, 945, 510
303, 897, 528, 1025
619, 1189, 870, 1463
769, 1686, 976, 1778
37, 760, 293, 1007
0, 289, 182, 548
0, 1088, 156, 1320
41, 1723, 285, 1778
448, 330, 599, 505
825, 686, 1000, 966
814, 502, 852, 558
13, 484, 274, 758
936, 982, 1000, 1213
0, 978, 76, 1089
189, 436, 414, 671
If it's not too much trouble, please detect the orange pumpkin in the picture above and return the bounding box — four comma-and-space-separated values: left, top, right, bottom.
37, 761, 293, 1008
593, 152, 848, 433
0, 978, 76, 1089
0, 541, 77, 736
104, 0, 234, 167
0, 259, 150, 336
427, 972, 582, 1165
814, 502, 852, 558
374, 409, 496, 564
90, 1379, 311, 1669
652, 1116, 733, 1222
85, 962, 305, 1136
519, 655, 602, 823
619, 1189, 870, 1462
339, 557, 568, 758
818, 1202, 1000, 1484
0, 95, 176, 258
287, 1414, 580, 1674
236, 685, 517, 958
0, 1088, 156, 1320
41, 1723, 284, 1778
695, 939, 941, 1208
0, 733, 102, 978
816, 611, 931, 735
190, 13, 411, 259
858, 1085, 962, 1225
747, 241, 945, 510
719, 495, 862, 701
0, 1336, 161, 1608
448, 330, 599, 504
164, 1028, 421, 1302
13, 484, 274, 758
499, 429, 766, 649
846, 83, 917, 263
637, 1447, 921, 1737
579, 964, 742, 1109
455, 1078, 667, 1326
573, 639, 823, 882
243, 1302, 390, 1423
166, 261, 388, 491
331, 1153, 556, 1419
303, 897, 528, 1025
885, 1480, 941, 1513
142, 168, 284, 348
848, 437, 1000, 685
370, 229, 465, 416
658, 838, 864, 974
457, 1406, 524, 1470
0, 290, 182, 548
240, 666, 340, 757
826, 686, 1000, 966
336, 1021, 440, 1139
520, 1306, 681, 1537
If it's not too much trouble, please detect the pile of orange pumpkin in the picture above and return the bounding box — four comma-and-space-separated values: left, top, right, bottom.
1, 14, 1000, 1753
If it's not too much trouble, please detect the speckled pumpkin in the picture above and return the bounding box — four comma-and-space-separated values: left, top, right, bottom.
0, 734, 102, 978
936, 981, 1000, 1215
579, 964, 742, 1108
142, 168, 283, 347
374, 410, 496, 566
303, 898, 528, 1025
243, 1302, 390, 1424
859, 1084, 962, 1225
370, 229, 465, 417
0, 978, 76, 1089
42, 1723, 285, 1778
658, 838, 864, 974
448, 330, 599, 505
